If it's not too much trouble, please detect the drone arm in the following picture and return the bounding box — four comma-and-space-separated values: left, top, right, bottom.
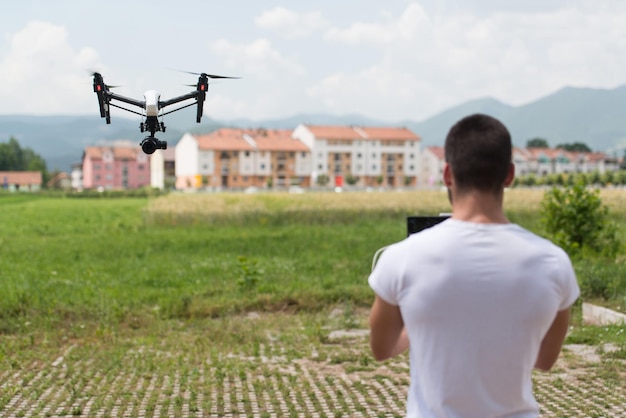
160, 91, 199, 108
106, 91, 145, 109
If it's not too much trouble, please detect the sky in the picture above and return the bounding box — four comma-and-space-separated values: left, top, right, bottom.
1, 0, 626, 124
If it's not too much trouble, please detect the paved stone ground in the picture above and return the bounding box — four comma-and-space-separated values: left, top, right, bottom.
1, 334, 625, 418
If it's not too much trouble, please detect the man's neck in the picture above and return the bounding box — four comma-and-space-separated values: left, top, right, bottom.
450, 190, 509, 224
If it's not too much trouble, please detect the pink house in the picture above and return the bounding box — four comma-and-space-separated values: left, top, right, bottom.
82, 144, 150, 190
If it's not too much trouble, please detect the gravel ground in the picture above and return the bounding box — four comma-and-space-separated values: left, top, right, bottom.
1, 329, 625, 418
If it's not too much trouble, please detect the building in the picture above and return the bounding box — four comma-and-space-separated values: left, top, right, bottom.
82, 144, 150, 190
70, 162, 83, 190
0, 171, 42, 191
514, 147, 619, 176
419, 146, 445, 188
245, 128, 312, 188
46, 172, 71, 190
150, 147, 176, 190
175, 128, 311, 190
292, 124, 421, 188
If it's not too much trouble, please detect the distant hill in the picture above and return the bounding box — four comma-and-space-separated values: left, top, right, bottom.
1, 85, 625, 171
405, 86, 626, 152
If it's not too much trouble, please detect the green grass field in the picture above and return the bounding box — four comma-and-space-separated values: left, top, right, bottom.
1, 189, 625, 417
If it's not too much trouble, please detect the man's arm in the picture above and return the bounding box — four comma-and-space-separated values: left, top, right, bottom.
369, 295, 408, 361
535, 308, 571, 371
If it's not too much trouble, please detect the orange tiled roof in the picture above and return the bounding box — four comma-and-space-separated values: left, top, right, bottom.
426, 146, 445, 160
195, 128, 309, 152
305, 125, 420, 141
514, 148, 612, 163
359, 126, 420, 140
0, 171, 42, 185
526, 147, 573, 160
84, 145, 142, 160
248, 129, 309, 152
305, 125, 363, 139
195, 129, 255, 151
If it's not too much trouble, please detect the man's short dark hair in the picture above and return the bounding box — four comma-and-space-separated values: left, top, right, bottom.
444, 113, 512, 194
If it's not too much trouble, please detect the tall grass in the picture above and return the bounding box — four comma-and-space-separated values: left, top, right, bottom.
1, 189, 625, 334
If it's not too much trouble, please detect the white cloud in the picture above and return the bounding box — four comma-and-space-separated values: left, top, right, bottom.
325, 3, 428, 45
310, 2, 626, 120
208, 38, 305, 81
0, 21, 103, 114
255, 7, 329, 38
307, 65, 423, 120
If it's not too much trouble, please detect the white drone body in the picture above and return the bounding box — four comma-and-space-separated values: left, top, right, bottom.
143, 90, 161, 117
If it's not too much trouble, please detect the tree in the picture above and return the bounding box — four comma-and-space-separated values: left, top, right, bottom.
555, 142, 592, 152
0, 137, 49, 186
0, 137, 47, 172
526, 138, 549, 148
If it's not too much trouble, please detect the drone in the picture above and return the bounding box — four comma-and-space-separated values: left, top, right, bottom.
92, 71, 239, 154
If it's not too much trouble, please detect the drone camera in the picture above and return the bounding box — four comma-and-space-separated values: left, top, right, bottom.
140, 136, 167, 154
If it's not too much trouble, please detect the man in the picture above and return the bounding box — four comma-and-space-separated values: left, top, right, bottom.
368, 114, 580, 418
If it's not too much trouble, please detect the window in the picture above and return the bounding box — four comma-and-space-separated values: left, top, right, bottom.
357, 153, 362, 159
245, 151, 250, 157
260, 164, 266, 170
138, 164, 144, 171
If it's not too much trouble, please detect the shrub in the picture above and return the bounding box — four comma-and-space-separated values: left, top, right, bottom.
316, 174, 330, 187
575, 263, 623, 300
540, 181, 621, 258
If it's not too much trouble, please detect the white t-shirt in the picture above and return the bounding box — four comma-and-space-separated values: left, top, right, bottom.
369, 219, 580, 418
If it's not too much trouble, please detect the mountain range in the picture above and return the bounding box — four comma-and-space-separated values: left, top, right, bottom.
1, 85, 625, 172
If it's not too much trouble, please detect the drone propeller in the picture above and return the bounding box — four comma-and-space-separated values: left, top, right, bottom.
174, 69, 240, 79
204, 73, 240, 79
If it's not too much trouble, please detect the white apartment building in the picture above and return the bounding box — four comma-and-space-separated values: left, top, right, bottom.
292, 124, 421, 188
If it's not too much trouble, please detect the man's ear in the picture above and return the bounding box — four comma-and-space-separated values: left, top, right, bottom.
504, 162, 515, 187
443, 163, 453, 187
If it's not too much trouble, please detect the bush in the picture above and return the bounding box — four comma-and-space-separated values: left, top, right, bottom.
575, 262, 626, 301
540, 181, 621, 258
